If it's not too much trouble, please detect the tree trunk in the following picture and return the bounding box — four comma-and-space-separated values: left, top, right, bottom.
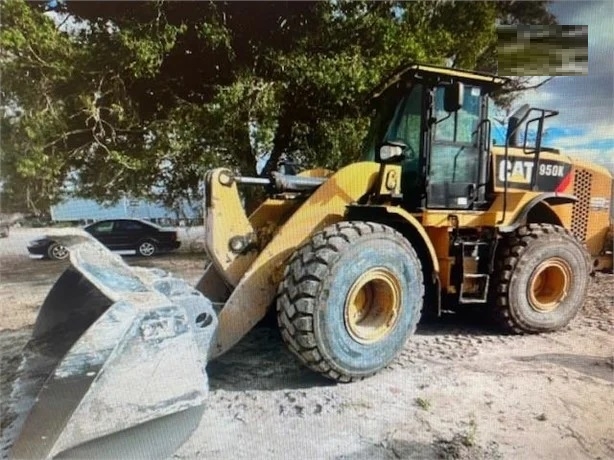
244, 103, 293, 214
260, 102, 293, 177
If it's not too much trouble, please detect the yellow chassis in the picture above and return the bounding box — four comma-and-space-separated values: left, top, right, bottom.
200, 160, 613, 357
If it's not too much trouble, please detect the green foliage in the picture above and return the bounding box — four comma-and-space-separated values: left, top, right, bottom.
415, 396, 431, 411
0, 0, 556, 212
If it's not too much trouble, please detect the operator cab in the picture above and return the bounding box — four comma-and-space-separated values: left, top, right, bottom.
362, 63, 509, 211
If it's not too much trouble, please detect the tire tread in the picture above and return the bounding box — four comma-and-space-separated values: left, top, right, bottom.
492, 223, 590, 333
276, 221, 424, 382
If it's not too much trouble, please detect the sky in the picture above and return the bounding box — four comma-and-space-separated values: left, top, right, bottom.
494, 0, 614, 173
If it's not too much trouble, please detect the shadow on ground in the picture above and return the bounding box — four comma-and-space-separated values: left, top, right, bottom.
335, 435, 502, 460
515, 353, 614, 382
207, 325, 334, 392
207, 308, 510, 393
416, 308, 502, 337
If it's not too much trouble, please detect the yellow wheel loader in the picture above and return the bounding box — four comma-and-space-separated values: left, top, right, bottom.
9, 63, 613, 458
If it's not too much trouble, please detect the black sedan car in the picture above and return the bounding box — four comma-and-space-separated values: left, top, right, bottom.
27, 219, 181, 260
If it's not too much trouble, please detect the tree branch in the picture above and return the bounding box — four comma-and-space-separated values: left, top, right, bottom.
498, 76, 555, 95
42, 129, 92, 149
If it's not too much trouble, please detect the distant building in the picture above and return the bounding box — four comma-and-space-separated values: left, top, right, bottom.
50, 197, 202, 226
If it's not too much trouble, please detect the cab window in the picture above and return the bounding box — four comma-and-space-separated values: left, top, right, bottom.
434, 85, 481, 145
383, 84, 422, 158
429, 85, 482, 184
361, 84, 423, 162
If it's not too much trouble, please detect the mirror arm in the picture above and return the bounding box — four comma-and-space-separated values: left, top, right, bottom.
433, 112, 452, 126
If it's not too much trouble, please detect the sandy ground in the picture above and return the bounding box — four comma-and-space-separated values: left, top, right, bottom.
0, 227, 613, 459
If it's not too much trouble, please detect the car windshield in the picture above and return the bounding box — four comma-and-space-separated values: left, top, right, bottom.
140, 219, 173, 230
135, 219, 160, 229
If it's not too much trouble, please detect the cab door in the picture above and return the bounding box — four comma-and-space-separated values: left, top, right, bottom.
365, 83, 425, 209
426, 85, 484, 209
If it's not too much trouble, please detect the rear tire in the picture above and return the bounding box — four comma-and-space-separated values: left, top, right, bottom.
276, 221, 424, 382
492, 224, 590, 333
137, 240, 157, 257
47, 242, 69, 260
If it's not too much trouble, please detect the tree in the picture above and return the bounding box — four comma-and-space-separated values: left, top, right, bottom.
0, 0, 557, 212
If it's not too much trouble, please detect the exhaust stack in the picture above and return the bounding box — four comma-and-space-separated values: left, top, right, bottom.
506, 103, 531, 147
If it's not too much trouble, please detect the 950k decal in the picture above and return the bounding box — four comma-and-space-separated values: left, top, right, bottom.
496, 156, 572, 192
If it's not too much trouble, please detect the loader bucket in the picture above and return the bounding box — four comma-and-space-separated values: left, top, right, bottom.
8, 231, 217, 459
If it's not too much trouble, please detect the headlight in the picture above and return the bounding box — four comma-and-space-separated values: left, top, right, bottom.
379, 144, 404, 161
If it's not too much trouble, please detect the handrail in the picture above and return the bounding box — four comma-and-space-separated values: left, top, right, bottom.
522, 109, 559, 189
499, 106, 538, 224
498, 106, 559, 223
473, 118, 491, 205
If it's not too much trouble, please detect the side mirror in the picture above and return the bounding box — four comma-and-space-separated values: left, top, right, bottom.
377, 140, 407, 163
444, 82, 464, 112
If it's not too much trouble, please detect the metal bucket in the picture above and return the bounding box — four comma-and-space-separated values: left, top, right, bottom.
7, 232, 217, 459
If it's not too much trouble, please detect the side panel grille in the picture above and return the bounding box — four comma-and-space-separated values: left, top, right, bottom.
571, 169, 592, 241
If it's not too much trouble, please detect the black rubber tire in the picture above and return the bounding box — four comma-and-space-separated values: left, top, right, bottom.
492, 224, 591, 334
47, 242, 69, 260
137, 239, 157, 257
276, 221, 424, 382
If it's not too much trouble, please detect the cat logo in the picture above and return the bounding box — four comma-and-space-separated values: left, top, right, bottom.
495, 156, 572, 192
498, 159, 534, 184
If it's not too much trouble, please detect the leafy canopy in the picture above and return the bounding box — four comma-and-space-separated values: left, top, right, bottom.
0, 0, 556, 212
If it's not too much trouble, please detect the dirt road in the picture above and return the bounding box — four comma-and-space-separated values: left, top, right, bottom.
1, 228, 612, 459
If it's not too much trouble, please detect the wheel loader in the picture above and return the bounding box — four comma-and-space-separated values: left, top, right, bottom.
8, 63, 613, 459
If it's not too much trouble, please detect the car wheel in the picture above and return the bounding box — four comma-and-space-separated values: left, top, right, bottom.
47, 242, 69, 260
137, 240, 157, 257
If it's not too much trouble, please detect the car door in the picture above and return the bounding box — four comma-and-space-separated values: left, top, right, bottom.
115, 220, 150, 249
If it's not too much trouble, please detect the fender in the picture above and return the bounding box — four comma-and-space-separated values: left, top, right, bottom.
498, 192, 577, 233
345, 204, 440, 276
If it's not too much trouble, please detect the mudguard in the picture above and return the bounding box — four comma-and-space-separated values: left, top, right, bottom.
7, 230, 217, 459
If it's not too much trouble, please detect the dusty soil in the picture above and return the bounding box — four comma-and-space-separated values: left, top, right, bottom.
1, 228, 613, 459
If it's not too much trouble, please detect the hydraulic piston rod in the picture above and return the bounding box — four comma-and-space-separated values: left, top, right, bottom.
235, 173, 326, 192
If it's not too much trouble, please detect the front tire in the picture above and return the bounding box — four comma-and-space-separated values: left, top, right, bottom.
276, 221, 424, 382
492, 224, 591, 333
47, 242, 69, 260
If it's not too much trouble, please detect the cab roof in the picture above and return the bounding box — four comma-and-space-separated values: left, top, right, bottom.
370, 63, 510, 100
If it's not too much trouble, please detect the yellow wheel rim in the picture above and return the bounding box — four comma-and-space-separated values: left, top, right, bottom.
344, 268, 402, 344
528, 257, 572, 312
